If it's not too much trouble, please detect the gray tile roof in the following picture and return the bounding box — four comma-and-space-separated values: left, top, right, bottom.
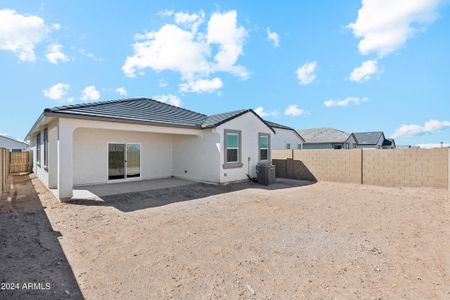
43, 98, 274, 132
264, 120, 293, 130
353, 131, 384, 145
265, 120, 305, 142
201, 109, 247, 128
298, 128, 351, 144
45, 98, 207, 128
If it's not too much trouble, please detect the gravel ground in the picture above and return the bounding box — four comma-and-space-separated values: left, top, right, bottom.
1, 175, 450, 299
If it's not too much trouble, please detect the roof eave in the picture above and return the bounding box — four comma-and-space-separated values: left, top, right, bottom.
44, 111, 203, 130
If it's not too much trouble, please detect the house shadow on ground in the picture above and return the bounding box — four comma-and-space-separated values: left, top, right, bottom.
67, 178, 315, 213
0, 175, 83, 300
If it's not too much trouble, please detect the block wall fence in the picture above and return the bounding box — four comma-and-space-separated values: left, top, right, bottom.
272, 148, 449, 190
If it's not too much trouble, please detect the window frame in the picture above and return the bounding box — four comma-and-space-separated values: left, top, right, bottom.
36, 133, 41, 167
223, 129, 243, 169
258, 133, 271, 162
286, 143, 291, 150
43, 128, 48, 169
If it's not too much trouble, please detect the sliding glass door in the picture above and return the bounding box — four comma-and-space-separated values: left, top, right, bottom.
126, 144, 141, 178
108, 143, 140, 180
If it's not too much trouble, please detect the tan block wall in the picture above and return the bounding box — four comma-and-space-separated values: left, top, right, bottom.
272, 148, 450, 189
293, 149, 362, 183
272, 149, 293, 159
362, 148, 448, 188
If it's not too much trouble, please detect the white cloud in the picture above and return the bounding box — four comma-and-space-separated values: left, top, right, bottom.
284, 104, 304, 117
115, 87, 127, 96
391, 120, 450, 139
207, 10, 248, 78
123, 24, 210, 78
123, 10, 248, 93
179, 77, 223, 93
81, 85, 100, 101
46, 44, 69, 64
324, 96, 368, 107
349, 59, 380, 82
67, 97, 74, 103
0, 9, 48, 61
174, 11, 205, 33
79, 48, 104, 62
43, 83, 70, 100
153, 94, 182, 107
254, 106, 278, 117
348, 0, 441, 57
296, 61, 317, 85
266, 28, 280, 47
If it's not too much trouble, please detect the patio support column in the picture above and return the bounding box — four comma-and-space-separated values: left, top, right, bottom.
56, 121, 74, 200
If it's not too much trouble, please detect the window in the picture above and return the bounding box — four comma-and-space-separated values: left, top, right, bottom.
333, 144, 342, 150
286, 143, 291, 150
259, 133, 270, 161
224, 130, 242, 168
43, 128, 48, 168
297, 144, 302, 150
36, 133, 41, 166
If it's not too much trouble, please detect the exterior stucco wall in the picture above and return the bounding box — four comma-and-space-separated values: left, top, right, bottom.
73, 128, 174, 186
172, 129, 220, 183
217, 112, 273, 182
272, 128, 303, 150
29, 120, 58, 188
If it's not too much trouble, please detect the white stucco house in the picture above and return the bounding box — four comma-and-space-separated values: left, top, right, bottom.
0, 135, 29, 152
25, 98, 276, 199
265, 121, 305, 150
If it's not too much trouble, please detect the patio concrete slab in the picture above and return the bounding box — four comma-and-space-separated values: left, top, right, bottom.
72, 177, 196, 200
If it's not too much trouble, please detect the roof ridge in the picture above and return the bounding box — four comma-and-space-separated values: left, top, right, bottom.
46, 97, 208, 119
45, 97, 146, 112
206, 108, 248, 117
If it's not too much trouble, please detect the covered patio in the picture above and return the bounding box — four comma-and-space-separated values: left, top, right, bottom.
71, 177, 196, 200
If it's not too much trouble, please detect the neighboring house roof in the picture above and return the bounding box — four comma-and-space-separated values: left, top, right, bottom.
382, 138, 396, 147
298, 128, 352, 144
353, 131, 385, 145
0, 135, 29, 149
265, 120, 305, 142
27, 98, 275, 139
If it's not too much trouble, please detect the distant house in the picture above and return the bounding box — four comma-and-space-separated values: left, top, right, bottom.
353, 132, 396, 149
265, 120, 305, 150
298, 128, 356, 149
382, 138, 396, 149
25, 98, 276, 199
0, 135, 29, 152
353, 132, 385, 149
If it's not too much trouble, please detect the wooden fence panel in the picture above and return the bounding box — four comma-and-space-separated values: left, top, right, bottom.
1, 148, 10, 194
10, 152, 31, 174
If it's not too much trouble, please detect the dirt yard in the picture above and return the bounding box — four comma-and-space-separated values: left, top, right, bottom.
1, 175, 450, 299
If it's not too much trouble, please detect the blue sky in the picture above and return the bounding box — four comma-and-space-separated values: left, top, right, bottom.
1, 0, 449, 146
